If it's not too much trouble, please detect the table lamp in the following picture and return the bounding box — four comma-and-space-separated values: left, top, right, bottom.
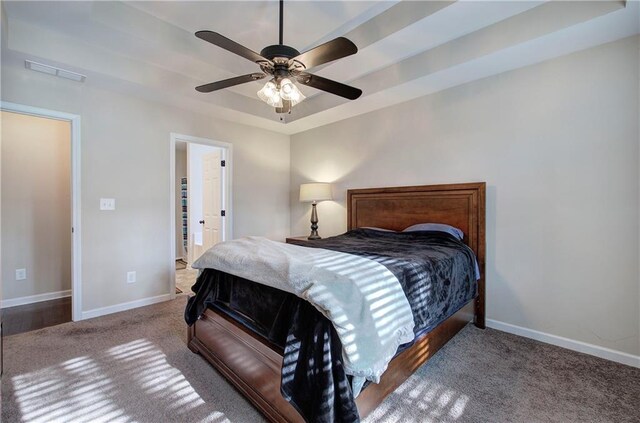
299, 183, 332, 240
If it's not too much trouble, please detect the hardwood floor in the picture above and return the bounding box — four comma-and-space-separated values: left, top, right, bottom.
1, 297, 71, 336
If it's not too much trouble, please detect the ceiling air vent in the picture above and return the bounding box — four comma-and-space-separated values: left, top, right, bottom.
25, 60, 86, 82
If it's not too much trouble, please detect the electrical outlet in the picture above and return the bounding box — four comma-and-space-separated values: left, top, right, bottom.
15, 268, 26, 281
100, 198, 116, 210
127, 271, 136, 284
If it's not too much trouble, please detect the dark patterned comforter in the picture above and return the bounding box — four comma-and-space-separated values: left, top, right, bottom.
185, 228, 478, 423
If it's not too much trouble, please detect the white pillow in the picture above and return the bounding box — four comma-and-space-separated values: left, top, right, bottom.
403, 223, 464, 240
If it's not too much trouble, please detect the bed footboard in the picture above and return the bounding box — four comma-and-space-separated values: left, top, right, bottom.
188, 308, 304, 423
188, 301, 474, 422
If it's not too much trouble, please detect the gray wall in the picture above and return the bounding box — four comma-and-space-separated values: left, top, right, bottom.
290, 36, 640, 356
1, 111, 71, 301
1, 65, 290, 312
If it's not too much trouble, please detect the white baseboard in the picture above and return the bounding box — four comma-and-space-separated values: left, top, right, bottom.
1, 290, 71, 309
81, 293, 172, 320
486, 319, 640, 368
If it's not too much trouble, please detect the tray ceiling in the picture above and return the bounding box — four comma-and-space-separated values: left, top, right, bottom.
2, 1, 638, 134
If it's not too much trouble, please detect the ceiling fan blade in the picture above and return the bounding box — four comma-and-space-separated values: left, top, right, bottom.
289, 37, 357, 70
296, 73, 362, 100
196, 73, 266, 93
195, 31, 271, 65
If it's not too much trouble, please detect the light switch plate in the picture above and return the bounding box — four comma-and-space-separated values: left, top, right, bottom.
100, 198, 115, 210
16, 268, 26, 281
127, 271, 136, 284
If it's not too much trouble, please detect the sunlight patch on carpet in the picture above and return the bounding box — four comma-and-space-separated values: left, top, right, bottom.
364, 378, 470, 423
11, 339, 228, 423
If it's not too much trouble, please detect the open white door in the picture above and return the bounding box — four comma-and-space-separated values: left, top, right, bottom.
187, 143, 225, 263
171, 133, 232, 299
202, 150, 222, 252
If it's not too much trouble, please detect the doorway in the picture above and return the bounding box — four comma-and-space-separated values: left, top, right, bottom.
0, 104, 82, 333
170, 134, 231, 297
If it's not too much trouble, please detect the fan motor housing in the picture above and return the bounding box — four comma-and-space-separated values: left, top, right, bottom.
260, 44, 301, 61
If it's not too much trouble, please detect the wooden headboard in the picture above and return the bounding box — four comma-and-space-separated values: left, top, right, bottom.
347, 182, 486, 328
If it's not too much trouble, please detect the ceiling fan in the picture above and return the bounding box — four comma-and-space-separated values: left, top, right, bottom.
194, 0, 362, 114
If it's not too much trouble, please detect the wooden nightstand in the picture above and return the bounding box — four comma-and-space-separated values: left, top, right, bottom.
285, 236, 315, 245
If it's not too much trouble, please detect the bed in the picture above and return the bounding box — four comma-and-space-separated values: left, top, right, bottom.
186, 182, 486, 422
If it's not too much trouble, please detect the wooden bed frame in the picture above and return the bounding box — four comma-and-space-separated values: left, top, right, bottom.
187, 182, 486, 422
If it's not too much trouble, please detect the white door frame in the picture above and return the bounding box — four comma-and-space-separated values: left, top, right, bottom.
169, 133, 232, 299
0, 101, 83, 321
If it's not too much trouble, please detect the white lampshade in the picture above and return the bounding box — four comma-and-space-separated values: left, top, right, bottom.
299, 183, 332, 203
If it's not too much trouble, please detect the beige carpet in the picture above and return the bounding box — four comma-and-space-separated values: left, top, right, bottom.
2, 298, 639, 423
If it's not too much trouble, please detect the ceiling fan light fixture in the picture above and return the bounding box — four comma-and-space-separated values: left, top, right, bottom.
195, 0, 361, 116
257, 80, 283, 107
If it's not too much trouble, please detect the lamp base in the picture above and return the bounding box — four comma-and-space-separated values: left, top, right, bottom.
308, 202, 321, 240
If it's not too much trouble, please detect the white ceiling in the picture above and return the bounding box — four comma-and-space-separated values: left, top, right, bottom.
2, 1, 639, 135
